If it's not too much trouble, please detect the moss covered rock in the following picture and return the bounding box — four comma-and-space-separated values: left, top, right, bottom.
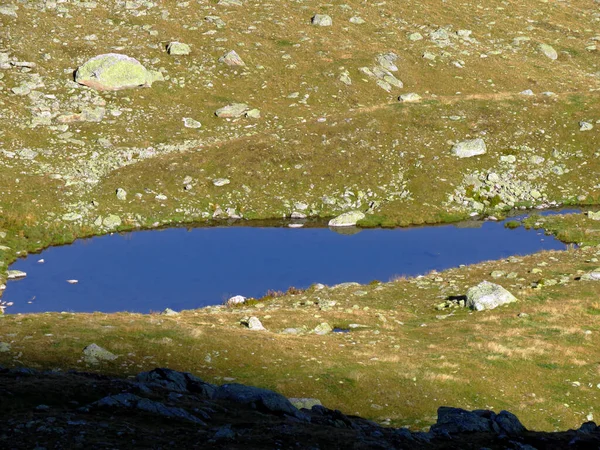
75, 53, 162, 91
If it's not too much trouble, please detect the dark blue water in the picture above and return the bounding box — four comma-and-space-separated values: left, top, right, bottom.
3, 220, 566, 314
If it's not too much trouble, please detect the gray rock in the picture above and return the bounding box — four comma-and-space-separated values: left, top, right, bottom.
581, 268, 600, 281
580, 121, 593, 131
0, 342, 10, 352
577, 421, 597, 434
349, 17, 365, 24
183, 117, 201, 129
588, 211, 600, 221
214, 424, 236, 439
215, 103, 250, 118
311, 14, 332, 26
219, 50, 245, 67
539, 43, 558, 60
167, 42, 191, 56
328, 211, 365, 227
75, 53, 161, 91
226, 295, 246, 306
116, 188, 127, 200
376, 53, 398, 72
495, 410, 526, 435
466, 281, 517, 311
213, 178, 230, 187
241, 316, 266, 331
431, 407, 493, 435
7, 270, 26, 280
399, 93, 421, 103
214, 383, 300, 417
102, 215, 121, 229
289, 398, 322, 410
451, 138, 487, 158
93, 393, 204, 424
161, 308, 179, 316
82, 343, 117, 364
245, 108, 261, 119
313, 322, 333, 335
408, 32, 423, 41
136, 368, 216, 398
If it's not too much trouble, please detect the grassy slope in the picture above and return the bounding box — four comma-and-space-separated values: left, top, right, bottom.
0, 0, 600, 433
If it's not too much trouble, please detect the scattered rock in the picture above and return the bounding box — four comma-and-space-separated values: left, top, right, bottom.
539, 43, 558, 60
289, 398, 322, 410
226, 295, 246, 306
349, 17, 365, 24
116, 188, 127, 201
75, 54, 162, 91
167, 42, 191, 56
313, 322, 333, 335
580, 121, 594, 131
219, 50, 245, 67
241, 316, 266, 331
213, 178, 230, 187
311, 14, 332, 26
215, 103, 250, 118
82, 343, 117, 364
451, 138, 487, 158
136, 368, 216, 398
328, 211, 365, 227
161, 308, 179, 316
399, 93, 422, 103
7, 270, 26, 280
466, 281, 517, 311
183, 117, 201, 129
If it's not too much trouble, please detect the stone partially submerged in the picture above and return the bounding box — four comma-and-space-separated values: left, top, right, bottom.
75, 54, 163, 91
466, 281, 517, 311
328, 211, 365, 227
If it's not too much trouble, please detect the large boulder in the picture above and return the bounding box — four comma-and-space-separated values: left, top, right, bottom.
214, 383, 301, 417
82, 343, 117, 364
136, 368, 216, 398
431, 407, 493, 434
75, 54, 163, 91
466, 281, 517, 311
451, 138, 487, 158
328, 211, 365, 227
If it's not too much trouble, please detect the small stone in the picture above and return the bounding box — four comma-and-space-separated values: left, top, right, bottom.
328, 211, 365, 227
245, 109, 261, 119
241, 316, 266, 331
349, 17, 365, 24
167, 42, 191, 56
215, 103, 250, 118
7, 270, 26, 280
408, 32, 423, 41
83, 343, 117, 364
587, 211, 600, 221
213, 178, 230, 187
580, 121, 593, 131
161, 308, 179, 316
219, 50, 245, 67
313, 323, 333, 335
311, 14, 332, 26
116, 188, 127, 201
539, 43, 558, 60
451, 138, 487, 158
466, 281, 517, 311
226, 295, 246, 306
399, 93, 422, 103
183, 117, 201, 129
103, 215, 122, 229
0, 342, 11, 352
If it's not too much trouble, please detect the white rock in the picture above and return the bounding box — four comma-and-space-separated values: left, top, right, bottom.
451, 138, 487, 158
328, 211, 365, 227
227, 295, 246, 306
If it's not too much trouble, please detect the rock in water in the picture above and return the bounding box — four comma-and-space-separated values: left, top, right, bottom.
75, 54, 162, 91
451, 138, 487, 158
328, 211, 365, 227
83, 343, 117, 364
311, 14, 332, 26
466, 281, 517, 311
539, 43, 558, 60
7, 270, 26, 280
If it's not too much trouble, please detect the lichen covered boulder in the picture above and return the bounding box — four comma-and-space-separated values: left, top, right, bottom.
75, 53, 162, 91
451, 138, 487, 158
328, 211, 365, 227
466, 281, 517, 311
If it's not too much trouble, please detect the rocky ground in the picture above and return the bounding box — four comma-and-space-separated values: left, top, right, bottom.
2, 366, 600, 449
1, 0, 600, 445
